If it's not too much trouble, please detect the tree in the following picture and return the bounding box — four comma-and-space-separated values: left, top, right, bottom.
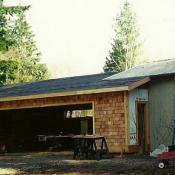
0, 1, 49, 85
0, 1, 28, 51
0, 60, 18, 85
103, 1, 142, 73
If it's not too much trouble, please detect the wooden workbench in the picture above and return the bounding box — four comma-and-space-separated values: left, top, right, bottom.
72, 135, 109, 160
37, 134, 109, 159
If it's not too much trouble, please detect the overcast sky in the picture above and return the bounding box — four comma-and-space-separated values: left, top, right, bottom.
4, 0, 175, 78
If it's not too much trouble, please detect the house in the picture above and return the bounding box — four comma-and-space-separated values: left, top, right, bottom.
0, 58, 174, 153
107, 58, 175, 151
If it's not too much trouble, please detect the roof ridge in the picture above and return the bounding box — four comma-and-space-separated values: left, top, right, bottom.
133, 58, 175, 67
151, 58, 175, 63
52, 72, 116, 80
0, 72, 116, 89
118, 58, 175, 71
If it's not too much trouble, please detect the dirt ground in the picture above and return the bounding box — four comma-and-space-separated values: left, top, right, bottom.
0, 152, 174, 175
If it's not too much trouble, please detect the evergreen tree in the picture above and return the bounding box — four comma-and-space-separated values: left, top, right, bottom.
0, 1, 49, 85
103, 1, 142, 73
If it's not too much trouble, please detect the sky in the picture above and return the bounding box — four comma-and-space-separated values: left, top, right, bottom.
4, 0, 175, 78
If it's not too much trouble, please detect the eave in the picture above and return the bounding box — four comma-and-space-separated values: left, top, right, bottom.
0, 77, 150, 102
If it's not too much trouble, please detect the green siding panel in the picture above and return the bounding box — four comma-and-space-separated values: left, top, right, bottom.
149, 76, 175, 150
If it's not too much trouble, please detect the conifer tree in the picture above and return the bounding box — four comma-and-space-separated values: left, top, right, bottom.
0, 1, 49, 85
104, 1, 142, 73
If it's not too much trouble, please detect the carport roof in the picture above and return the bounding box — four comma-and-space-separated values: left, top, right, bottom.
0, 72, 150, 101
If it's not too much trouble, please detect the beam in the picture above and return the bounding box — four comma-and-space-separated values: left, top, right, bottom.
128, 77, 150, 91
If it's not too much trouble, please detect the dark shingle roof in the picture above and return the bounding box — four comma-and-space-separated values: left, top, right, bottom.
0, 72, 144, 98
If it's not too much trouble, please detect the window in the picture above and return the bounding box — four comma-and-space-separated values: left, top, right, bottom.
65, 109, 93, 118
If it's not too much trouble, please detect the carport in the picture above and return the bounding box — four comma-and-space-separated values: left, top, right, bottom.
0, 103, 93, 152
0, 73, 150, 153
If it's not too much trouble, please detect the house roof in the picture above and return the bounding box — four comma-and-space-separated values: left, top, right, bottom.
0, 72, 149, 101
106, 58, 175, 80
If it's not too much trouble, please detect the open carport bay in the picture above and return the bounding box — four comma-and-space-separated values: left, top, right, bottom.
0, 103, 93, 152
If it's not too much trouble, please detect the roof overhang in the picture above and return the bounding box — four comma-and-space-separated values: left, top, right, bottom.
128, 76, 150, 91
0, 77, 150, 102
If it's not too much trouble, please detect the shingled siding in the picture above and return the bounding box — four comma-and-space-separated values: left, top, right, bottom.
0, 91, 128, 152
94, 92, 127, 152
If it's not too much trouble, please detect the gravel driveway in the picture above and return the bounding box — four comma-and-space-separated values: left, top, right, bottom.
0, 152, 174, 175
